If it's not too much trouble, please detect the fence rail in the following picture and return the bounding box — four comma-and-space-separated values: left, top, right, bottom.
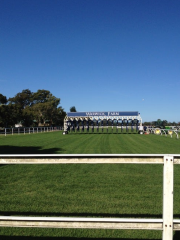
0, 154, 180, 240
0, 127, 63, 136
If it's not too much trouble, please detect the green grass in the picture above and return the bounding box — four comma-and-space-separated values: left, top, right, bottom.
0, 164, 164, 239
0, 131, 180, 239
0, 130, 180, 154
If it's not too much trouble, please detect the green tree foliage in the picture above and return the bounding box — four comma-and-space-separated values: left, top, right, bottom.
8, 89, 33, 126
0, 89, 66, 127
143, 119, 178, 128
0, 94, 7, 105
32, 89, 53, 104
0, 94, 11, 127
0, 104, 18, 127
8, 89, 33, 108
70, 106, 77, 112
0, 105, 8, 127
30, 90, 62, 126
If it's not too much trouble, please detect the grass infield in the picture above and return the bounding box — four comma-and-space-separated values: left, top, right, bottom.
0, 130, 180, 154
0, 131, 180, 239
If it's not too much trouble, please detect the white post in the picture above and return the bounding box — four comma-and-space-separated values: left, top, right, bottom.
5, 128, 6, 136
162, 156, 174, 240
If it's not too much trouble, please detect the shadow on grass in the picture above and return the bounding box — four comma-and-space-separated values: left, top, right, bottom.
69, 132, 138, 135
0, 237, 161, 240
0, 146, 64, 154
0, 211, 164, 219
174, 231, 180, 240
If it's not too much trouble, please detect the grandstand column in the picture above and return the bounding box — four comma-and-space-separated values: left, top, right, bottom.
101, 120, 103, 132
136, 120, 139, 132
126, 120, 128, 132
106, 119, 108, 133
63, 119, 68, 134
121, 120, 123, 132
86, 120, 89, 132
91, 120, 94, 132
76, 120, 78, 132
96, 120, 99, 132
71, 121, 75, 132
81, 119, 84, 132
131, 120, 134, 131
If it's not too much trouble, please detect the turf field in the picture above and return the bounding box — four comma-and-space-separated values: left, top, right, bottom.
0, 130, 180, 154
0, 131, 180, 239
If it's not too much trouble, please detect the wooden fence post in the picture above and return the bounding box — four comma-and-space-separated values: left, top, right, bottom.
163, 155, 174, 240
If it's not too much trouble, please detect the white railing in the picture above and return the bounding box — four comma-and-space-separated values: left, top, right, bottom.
0, 127, 63, 136
147, 127, 180, 139
0, 154, 180, 240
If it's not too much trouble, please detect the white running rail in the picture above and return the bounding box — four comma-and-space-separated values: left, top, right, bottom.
0, 154, 180, 240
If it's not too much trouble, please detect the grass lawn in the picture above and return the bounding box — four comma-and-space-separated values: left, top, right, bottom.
0, 131, 180, 239
0, 130, 180, 154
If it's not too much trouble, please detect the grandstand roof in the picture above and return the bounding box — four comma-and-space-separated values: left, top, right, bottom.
67, 111, 140, 117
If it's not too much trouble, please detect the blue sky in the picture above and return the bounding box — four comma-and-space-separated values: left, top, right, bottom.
0, 0, 180, 122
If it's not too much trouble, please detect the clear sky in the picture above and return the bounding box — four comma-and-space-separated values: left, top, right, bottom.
1, 0, 180, 122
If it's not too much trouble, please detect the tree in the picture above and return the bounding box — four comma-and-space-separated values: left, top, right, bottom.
0, 94, 7, 105
0, 94, 17, 127
8, 89, 33, 126
0, 103, 18, 128
155, 119, 162, 127
0, 104, 8, 127
31, 90, 61, 126
6, 89, 65, 127
70, 106, 77, 112
8, 89, 33, 109
143, 121, 152, 126
32, 89, 52, 104
162, 120, 168, 128
51, 106, 66, 126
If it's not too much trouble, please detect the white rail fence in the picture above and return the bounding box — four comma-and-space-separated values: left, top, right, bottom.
0, 154, 180, 240
0, 126, 63, 136
147, 128, 179, 139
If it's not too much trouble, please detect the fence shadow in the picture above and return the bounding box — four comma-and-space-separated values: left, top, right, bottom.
0, 237, 160, 240
0, 146, 63, 154
174, 231, 180, 239
0, 211, 163, 219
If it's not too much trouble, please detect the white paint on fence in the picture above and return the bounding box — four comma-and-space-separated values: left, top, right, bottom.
0, 154, 180, 240
0, 127, 63, 136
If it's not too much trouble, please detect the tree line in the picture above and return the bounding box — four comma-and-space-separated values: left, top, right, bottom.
143, 119, 180, 127
1, 90, 178, 128
0, 89, 67, 127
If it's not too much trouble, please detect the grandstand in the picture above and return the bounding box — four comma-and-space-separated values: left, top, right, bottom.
63, 111, 142, 134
